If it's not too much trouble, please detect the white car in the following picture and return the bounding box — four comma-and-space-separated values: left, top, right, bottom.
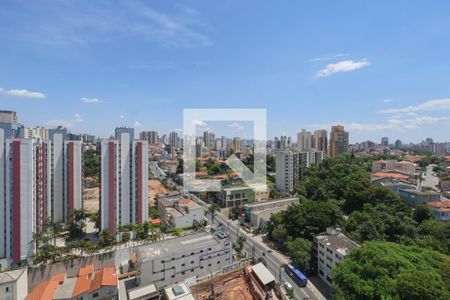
284, 281, 293, 291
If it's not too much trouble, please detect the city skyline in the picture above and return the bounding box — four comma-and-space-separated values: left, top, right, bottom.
1, 1, 450, 142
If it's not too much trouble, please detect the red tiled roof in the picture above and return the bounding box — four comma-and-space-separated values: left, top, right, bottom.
89, 270, 103, 293
192, 171, 208, 176
179, 198, 193, 205
150, 218, 161, 225
371, 172, 409, 180
427, 201, 450, 208
25, 274, 65, 300
79, 265, 94, 276
101, 267, 118, 286
72, 275, 91, 297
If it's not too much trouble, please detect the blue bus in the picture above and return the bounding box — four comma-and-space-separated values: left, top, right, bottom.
285, 264, 308, 287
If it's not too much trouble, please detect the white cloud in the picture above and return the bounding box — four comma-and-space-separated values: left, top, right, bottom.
228, 122, 245, 131
383, 98, 393, 103
73, 113, 83, 122
47, 114, 83, 128
380, 98, 450, 114
315, 59, 370, 78
314, 115, 448, 133
133, 121, 142, 128
119, 115, 125, 119
1, 88, 46, 98
310, 53, 346, 62
80, 97, 104, 104
11, 2, 212, 48
192, 119, 207, 126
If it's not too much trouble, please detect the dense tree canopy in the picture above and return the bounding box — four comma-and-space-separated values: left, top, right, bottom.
332, 241, 449, 300
83, 149, 100, 178
267, 199, 339, 247
266, 152, 450, 289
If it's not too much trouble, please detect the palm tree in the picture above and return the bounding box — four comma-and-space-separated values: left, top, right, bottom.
206, 203, 221, 225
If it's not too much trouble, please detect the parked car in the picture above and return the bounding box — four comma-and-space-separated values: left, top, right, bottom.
284, 281, 293, 291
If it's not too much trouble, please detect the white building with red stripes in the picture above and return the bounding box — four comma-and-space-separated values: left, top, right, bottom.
0, 128, 83, 269
100, 127, 148, 235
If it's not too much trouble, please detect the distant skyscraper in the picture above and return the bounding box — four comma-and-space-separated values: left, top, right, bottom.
313, 129, 328, 154
329, 125, 349, 158
297, 129, 312, 151
395, 139, 402, 149
140, 130, 159, 144
273, 137, 280, 149
0, 110, 19, 138
276, 151, 296, 194
276, 149, 324, 194
232, 137, 241, 152
203, 131, 215, 148
381, 137, 389, 147
100, 128, 148, 235
115, 127, 134, 140
168, 131, 179, 148
160, 134, 167, 144
33, 126, 49, 141
280, 136, 289, 149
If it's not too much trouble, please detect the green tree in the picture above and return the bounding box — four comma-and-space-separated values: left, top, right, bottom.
285, 238, 313, 272
121, 232, 131, 243
174, 228, 184, 237
332, 241, 449, 300
88, 211, 101, 233
233, 235, 246, 256
99, 230, 116, 248
83, 149, 100, 178
206, 203, 221, 225
413, 204, 434, 224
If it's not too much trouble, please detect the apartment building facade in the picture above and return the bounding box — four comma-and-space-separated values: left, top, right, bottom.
276, 150, 325, 194
313, 228, 360, 286
313, 129, 328, 154
136, 232, 232, 289
158, 197, 205, 229
329, 125, 349, 158
100, 128, 148, 235
0, 128, 83, 268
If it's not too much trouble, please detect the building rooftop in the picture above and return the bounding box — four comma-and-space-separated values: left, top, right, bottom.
222, 186, 253, 192
128, 283, 158, 300
0, 268, 26, 284
26, 266, 117, 300
251, 263, 275, 286
136, 232, 221, 263
399, 189, 441, 196
164, 282, 196, 300
427, 201, 450, 212
251, 206, 288, 221
245, 198, 298, 209
166, 207, 183, 218
315, 230, 360, 256
371, 172, 409, 180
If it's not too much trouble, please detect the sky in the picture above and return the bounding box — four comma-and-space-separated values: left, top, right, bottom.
0, 0, 450, 143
